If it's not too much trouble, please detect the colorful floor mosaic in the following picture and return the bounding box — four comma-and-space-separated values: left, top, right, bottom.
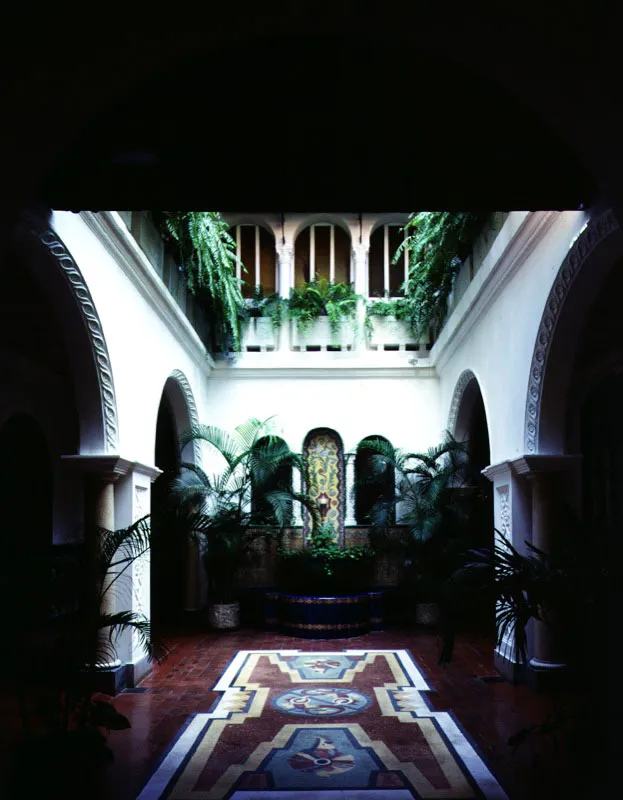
136, 649, 508, 799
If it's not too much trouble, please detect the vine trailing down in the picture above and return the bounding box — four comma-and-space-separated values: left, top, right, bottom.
161, 211, 247, 353
392, 212, 490, 339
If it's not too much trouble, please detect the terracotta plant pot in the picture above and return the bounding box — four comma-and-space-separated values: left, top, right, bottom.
208, 601, 240, 630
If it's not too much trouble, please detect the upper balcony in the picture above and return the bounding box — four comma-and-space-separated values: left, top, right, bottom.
115, 211, 515, 370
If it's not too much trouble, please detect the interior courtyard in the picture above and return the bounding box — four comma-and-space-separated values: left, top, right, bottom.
0, 7, 620, 799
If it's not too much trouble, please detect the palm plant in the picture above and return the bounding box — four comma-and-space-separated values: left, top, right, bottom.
171, 417, 317, 604
441, 517, 612, 778
7, 515, 168, 796
357, 432, 482, 602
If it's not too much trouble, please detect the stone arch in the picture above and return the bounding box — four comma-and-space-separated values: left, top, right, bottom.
448, 369, 479, 440
524, 209, 623, 454
369, 214, 410, 238
292, 215, 351, 241
223, 214, 280, 241
13, 213, 119, 454
164, 369, 200, 464
302, 427, 345, 543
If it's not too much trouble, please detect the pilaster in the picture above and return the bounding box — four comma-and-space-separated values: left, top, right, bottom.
344, 453, 357, 526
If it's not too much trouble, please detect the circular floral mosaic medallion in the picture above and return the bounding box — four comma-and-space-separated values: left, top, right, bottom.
273, 688, 371, 717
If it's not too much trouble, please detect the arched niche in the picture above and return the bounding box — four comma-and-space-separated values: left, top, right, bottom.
252, 435, 293, 523
355, 435, 395, 525
303, 428, 344, 543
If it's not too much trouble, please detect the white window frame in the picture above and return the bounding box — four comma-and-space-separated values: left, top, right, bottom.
306, 223, 347, 283
370, 224, 409, 298
234, 224, 274, 292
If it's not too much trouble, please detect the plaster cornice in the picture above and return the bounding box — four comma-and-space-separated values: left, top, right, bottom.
510, 454, 581, 476
78, 211, 214, 375
432, 211, 558, 372
209, 363, 437, 380
61, 454, 162, 482
481, 460, 514, 482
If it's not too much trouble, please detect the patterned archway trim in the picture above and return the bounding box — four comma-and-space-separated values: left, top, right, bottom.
168, 369, 201, 464
28, 216, 119, 453
303, 428, 345, 544
524, 210, 619, 453
447, 369, 477, 436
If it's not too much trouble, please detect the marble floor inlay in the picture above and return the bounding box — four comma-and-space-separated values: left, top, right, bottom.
135, 649, 508, 799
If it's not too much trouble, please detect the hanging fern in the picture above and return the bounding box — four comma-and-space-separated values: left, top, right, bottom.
392, 212, 490, 339
161, 212, 246, 353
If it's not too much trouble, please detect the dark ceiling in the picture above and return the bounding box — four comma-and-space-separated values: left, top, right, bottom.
40, 35, 596, 212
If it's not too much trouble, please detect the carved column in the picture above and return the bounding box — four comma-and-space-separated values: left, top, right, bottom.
63, 455, 161, 687
512, 455, 581, 676
292, 461, 303, 527
276, 243, 294, 352
344, 453, 357, 526
352, 244, 369, 350
81, 459, 129, 671
482, 460, 531, 677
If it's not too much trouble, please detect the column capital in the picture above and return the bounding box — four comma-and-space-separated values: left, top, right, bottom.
61, 455, 162, 483
482, 454, 582, 483
510, 454, 582, 478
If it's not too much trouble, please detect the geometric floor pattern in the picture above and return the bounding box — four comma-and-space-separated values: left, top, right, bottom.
135, 650, 509, 799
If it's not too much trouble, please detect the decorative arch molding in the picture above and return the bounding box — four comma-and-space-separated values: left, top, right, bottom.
167, 369, 200, 464
26, 215, 119, 453
447, 369, 478, 436
292, 215, 352, 242
368, 214, 410, 239
224, 215, 279, 241
524, 209, 620, 454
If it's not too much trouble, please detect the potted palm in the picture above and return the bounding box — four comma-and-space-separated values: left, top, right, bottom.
5, 515, 168, 799
171, 417, 313, 630
358, 431, 481, 626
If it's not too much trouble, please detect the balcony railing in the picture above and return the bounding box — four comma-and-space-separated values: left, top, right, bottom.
120, 210, 510, 357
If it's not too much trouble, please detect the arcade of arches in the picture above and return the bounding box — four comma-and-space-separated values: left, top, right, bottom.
0, 208, 618, 799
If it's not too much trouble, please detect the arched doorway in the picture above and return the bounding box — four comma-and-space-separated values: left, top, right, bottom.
151, 374, 199, 632
151, 392, 184, 631
450, 372, 494, 631
0, 414, 53, 626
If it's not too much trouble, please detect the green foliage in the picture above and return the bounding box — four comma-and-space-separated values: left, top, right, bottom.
357, 432, 484, 601
171, 417, 318, 603
393, 212, 490, 339
287, 278, 361, 335
161, 211, 246, 353
245, 287, 288, 332
6, 516, 168, 793
366, 298, 412, 321
277, 522, 374, 594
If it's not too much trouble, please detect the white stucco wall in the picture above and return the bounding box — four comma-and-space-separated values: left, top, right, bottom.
50, 211, 210, 467
200, 370, 441, 456
434, 210, 589, 463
